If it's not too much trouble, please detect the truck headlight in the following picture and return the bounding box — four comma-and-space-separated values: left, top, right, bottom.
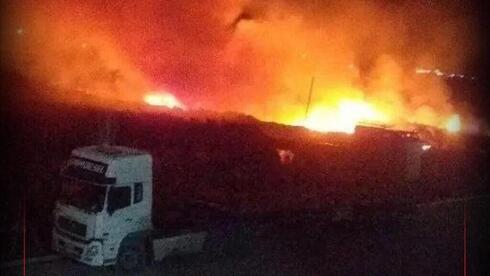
86, 244, 99, 258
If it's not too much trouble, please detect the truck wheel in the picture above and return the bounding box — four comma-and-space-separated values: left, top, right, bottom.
117, 243, 147, 272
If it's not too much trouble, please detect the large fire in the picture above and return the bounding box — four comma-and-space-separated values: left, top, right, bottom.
294, 99, 388, 134
143, 88, 463, 134
289, 97, 463, 134
4, 1, 482, 135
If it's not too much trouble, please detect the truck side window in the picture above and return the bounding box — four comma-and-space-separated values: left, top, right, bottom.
134, 182, 143, 203
108, 186, 131, 213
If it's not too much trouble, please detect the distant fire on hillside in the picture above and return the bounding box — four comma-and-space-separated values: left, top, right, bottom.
3, 0, 483, 135
144, 92, 186, 110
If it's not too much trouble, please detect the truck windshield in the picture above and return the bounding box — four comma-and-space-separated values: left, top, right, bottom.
59, 178, 108, 213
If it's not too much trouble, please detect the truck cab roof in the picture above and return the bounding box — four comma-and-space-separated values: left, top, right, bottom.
72, 145, 148, 160
62, 145, 152, 185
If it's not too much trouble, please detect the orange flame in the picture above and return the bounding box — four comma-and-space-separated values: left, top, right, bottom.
294, 99, 389, 134
144, 92, 185, 109
4, 1, 479, 136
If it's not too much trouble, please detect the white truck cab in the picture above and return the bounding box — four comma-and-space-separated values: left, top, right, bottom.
52, 145, 206, 270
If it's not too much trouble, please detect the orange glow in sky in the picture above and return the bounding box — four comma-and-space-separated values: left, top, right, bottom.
4, 1, 479, 135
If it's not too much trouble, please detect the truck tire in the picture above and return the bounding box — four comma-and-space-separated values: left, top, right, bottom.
117, 242, 147, 272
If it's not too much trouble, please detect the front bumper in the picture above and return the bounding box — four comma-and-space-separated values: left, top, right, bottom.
52, 228, 104, 266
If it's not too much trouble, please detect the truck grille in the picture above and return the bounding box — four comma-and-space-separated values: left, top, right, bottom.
58, 216, 87, 237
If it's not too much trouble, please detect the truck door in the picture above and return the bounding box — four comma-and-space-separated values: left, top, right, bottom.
103, 185, 133, 260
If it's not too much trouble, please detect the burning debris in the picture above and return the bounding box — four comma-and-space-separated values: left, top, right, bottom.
276, 149, 294, 164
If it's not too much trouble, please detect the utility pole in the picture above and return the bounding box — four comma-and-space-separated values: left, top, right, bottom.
103, 110, 112, 145
99, 106, 117, 146
305, 76, 315, 120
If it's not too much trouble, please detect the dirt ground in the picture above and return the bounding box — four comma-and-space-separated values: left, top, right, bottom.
4, 198, 488, 276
